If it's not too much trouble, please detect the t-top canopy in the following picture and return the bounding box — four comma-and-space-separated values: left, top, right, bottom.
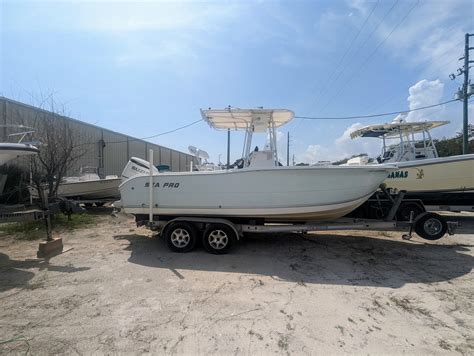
201, 108, 294, 132
350, 120, 450, 139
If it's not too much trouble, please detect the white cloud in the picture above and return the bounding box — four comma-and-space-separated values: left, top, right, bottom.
347, 0, 371, 17
300, 144, 324, 164
405, 79, 444, 122
297, 122, 381, 163
402, 79, 459, 138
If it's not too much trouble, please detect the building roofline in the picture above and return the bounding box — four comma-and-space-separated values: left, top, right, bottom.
0, 95, 192, 157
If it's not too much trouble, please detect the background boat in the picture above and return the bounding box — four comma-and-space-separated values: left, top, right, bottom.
349, 119, 474, 211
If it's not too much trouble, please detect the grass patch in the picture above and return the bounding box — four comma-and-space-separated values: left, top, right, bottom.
0, 213, 96, 240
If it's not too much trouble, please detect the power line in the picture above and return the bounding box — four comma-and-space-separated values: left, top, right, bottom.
358, 37, 464, 115
296, 98, 457, 120
76, 118, 204, 147
105, 118, 204, 144
312, 0, 399, 115
140, 118, 204, 141
310, 0, 379, 108
318, 0, 419, 115
296, 0, 383, 133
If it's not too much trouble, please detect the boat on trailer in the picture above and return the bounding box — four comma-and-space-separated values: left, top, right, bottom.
116, 108, 396, 222
114, 109, 460, 254
349, 119, 474, 212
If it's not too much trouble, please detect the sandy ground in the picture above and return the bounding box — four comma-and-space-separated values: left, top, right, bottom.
0, 210, 473, 355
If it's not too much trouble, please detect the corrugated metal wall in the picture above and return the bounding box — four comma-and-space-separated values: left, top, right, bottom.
159, 147, 171, 167
0, 97, 198, 176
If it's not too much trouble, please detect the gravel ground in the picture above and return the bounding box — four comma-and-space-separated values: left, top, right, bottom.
0, 211, 473, 354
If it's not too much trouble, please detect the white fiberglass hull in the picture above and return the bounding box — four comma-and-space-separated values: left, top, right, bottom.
0, 143, 39, 165
383, 154, 474, 193
118, 166, 394, 221
58, 178, 121, 200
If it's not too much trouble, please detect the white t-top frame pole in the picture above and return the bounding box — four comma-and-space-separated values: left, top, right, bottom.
149, 149, 154, 224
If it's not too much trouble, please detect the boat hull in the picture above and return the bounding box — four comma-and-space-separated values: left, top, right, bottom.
118, 166, 393, 222
0, 143, 39, 165
383, 154, 474, 193
58, 178, 121, 200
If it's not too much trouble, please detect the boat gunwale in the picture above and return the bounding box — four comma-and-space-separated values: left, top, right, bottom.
395, 153, 474, 168
0, 143, 39, 153
120, 164, 397, 180
59, 177, 122, 187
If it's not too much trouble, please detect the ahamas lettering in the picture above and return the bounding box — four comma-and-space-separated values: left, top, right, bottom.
387, 171, 408, 179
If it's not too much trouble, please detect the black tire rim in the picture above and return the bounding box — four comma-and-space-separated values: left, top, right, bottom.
423, 218, 442, 236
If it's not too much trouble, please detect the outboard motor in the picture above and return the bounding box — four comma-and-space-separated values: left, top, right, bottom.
121, 157, 159, 182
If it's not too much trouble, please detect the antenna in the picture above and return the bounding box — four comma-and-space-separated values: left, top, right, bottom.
188, 145, 198, 156
197, 149, 209, 160
188, 145, 210, 162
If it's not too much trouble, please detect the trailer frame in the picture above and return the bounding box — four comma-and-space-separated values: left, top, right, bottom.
143, 212, 457, 255
130, 187, 458, 254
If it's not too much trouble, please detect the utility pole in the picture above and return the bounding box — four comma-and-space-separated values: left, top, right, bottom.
462, 34, 474, 154
451, 33, 474, 154
286, 132, 290, 166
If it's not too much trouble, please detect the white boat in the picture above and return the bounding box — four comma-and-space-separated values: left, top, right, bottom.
116, 108, 396, 222
57, 167, 122, 200
0, 142, 39, 165
0, 126, 39, 195
30, 157, 157, 201
0, 125, 39, 166
349, 119, 474, 209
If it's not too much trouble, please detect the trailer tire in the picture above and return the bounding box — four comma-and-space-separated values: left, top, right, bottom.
414, 212, 447, 240
202, 224, 236, 254
165, 222, 198, 253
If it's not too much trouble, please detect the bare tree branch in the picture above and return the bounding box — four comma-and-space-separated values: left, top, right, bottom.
14, 94, 88, 202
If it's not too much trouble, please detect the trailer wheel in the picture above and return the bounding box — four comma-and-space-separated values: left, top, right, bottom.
202, 224, 236, 254
165, 222, 198, 253
397, 202, 424, 221
414, 212, 447, 240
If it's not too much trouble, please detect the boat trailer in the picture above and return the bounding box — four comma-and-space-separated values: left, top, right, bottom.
137, 190, 457, 255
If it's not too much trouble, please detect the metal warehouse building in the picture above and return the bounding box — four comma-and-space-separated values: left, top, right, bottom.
0, 96, 197, 175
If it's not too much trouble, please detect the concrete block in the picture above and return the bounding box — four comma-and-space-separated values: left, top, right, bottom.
37, 238, 63, 258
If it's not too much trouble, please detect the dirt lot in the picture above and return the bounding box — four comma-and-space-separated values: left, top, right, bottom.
0, 210, 473, 354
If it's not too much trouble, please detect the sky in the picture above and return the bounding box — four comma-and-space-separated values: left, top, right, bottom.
1, 0, 473, 165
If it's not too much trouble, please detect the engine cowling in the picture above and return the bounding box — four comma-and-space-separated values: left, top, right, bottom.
121, 157, 159, 183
